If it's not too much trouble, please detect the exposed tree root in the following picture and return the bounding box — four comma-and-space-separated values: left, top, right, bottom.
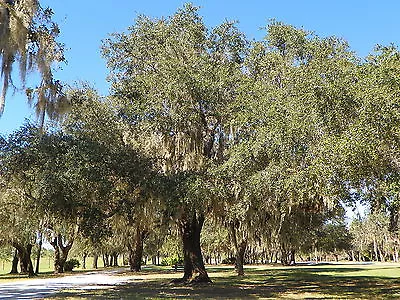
170, 274, 212, 285
189, 274, 212, 284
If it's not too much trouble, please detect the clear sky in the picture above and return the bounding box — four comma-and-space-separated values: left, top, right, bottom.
0, 0, 400, 135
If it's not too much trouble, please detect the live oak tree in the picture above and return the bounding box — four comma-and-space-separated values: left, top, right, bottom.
102, 4, 247, 283
352, 46, 400, 223
0, 0, 65, 272
0, 190, 38, 276
314, 45, 400, 255
218, 21, 361, 272
0, 122, 117, 273
0, 125, 46, 276
349, 211, 395, 261
318, 219, 352, 262
62, 85, 159, 273
0, 125, 69, 273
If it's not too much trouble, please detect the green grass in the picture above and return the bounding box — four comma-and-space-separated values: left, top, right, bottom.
48, 262, 400, 299
0, 256, 105, 283
0, 256, 54, 276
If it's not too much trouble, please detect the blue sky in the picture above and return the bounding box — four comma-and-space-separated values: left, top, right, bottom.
0, 0, 399, 135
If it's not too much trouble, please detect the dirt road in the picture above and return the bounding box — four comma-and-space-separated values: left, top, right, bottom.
0, 269, 132, 299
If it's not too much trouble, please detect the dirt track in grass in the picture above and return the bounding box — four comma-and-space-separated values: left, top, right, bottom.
0, 268, 132, 299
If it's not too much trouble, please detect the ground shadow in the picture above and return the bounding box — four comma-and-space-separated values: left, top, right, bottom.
54, 264, 400, 299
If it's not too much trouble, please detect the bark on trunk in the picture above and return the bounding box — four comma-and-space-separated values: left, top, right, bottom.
174, 211, 211, 284
109, 254, 114, 267
236, 241, 247, 276
289, 250, 296, 265
35, 232, 43, 274
50, 234, 73, 273
13, 243, 34, 276
113, 253, 118, 267
53, 243, 61, 273
129, 228, 148, 272
378, 245, 384, 262
82, 253, 87, 269
10, 249, 18, 274
93, 254, 98, 269
18, 250, 27, 273
229, 221, 247, 276
373, 239, 378, 261
102, 254, 109, 267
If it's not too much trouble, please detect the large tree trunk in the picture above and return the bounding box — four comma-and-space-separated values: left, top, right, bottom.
93, 254, 98, 269
52, 242, 61, 273
129, 228, 148, 272
13, 243, 34, 276
232, 240, 247, 276
289, 250, 296, 265
18, 250, 27, 274
82, 252, 87, 269
229, 221, 247, 276
280, 245, 296, 266
113, 253, 118, 267
174, 211, 211, 284
109, 254, 114, 267
50, 234, 73, 273
10, 249, 18, 274
236, 241, 247, 276
102, 254, 109, 267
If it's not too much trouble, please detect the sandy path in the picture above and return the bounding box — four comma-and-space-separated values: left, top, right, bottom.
0, 269, 132, 299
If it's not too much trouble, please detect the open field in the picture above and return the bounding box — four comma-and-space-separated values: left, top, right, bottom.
0, 255, 124, 275
0, 256, 104, 283
47, 263, 400, 299
0, 257, 54, 275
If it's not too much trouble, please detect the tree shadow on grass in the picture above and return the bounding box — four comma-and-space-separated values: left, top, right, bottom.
54, 266, 400, 299
259, 268, 400, 299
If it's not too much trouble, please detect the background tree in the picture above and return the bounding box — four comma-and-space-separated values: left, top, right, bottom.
318, 218, 352, 262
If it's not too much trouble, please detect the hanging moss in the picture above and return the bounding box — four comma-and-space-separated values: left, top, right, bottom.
0, 0, 65, 120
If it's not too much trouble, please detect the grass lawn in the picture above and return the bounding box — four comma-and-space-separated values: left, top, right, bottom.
0, 256, 101, 283
49, 262, 400, 299
0, 256, 54, 281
